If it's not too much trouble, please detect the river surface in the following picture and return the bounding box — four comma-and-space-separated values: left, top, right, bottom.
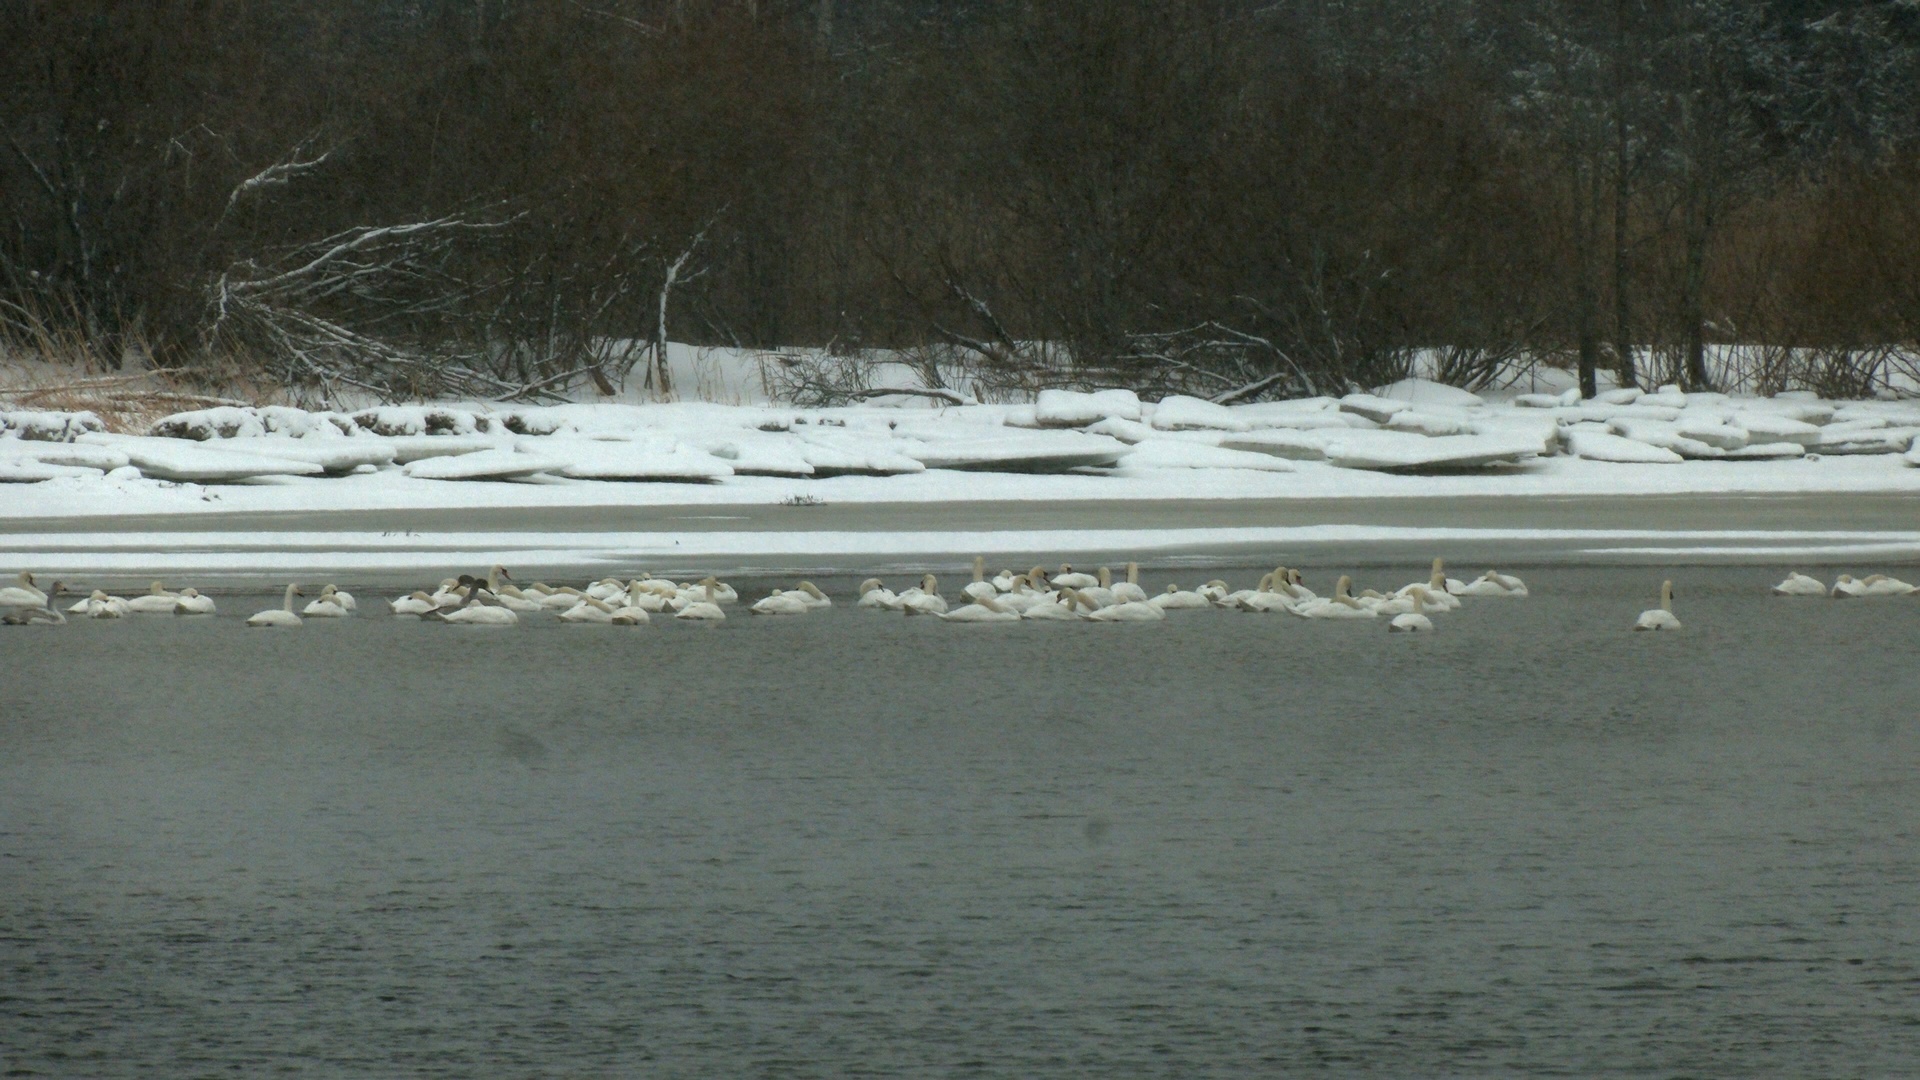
3, 565, 1917, 1075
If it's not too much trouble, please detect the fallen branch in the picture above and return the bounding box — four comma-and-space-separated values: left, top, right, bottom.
846, 386, 978, 406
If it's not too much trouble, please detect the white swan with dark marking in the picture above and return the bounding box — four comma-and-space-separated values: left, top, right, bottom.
248, 585, 304, 628
1634, 580, 1681, 631
1771, 572, 1826, 596
0, 571, 47, 608
126, 581, 184, 614
1388, 587, 1436, 632
171, 588, 216, 615
2, 582, 66, 624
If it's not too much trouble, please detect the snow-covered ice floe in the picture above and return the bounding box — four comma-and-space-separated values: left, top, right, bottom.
1, 379, 1918, 510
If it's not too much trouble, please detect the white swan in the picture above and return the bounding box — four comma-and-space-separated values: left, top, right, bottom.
1451, 570, 1527, 598
0, 571, 47, 608
1085, 596, 1166, 621
1111, 562, 1149, 604
125, 581, 184, 614
1196, 579, 1231, 603
1771, 572, 1826, 596
303, 585, 354, 617
72, 589, 131, 618
1634, 580, 1681, 630
1077, 566, 1118, 609
248, 584, 304, 627
1294, 576, 1377, 619
436, 594, 520, 625
585, 577, 628, 601
1388, 586, 1436, 632
1148, 583, 1212, 610
559, 596, 622, 623
1052, 563, 1098, 589
536, 585, 589, 610
1021, 591, 1084, 620
172, 588, 216, 614
792, 581, 832, 609
962, 556, 999, 602
391, 590, 440, 616
478, 566, 543, 612
1236, 571, 1301, 613
1831, 573, 1916, 597
940, 593, 1023, 622
751, 588, 813, 615
1396, 559, 1462, 610
991, 568, 1018, 592
1218, 571, 1276, 609
2, 582, 66, 624
900, 574, 949, 616
857, 578, 898, 609
675, 577, 727, 621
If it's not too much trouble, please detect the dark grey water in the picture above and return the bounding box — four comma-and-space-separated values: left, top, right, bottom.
4, 566, 1918, 1076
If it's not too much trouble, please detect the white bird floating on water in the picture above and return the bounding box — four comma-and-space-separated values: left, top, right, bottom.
248, 584, 304, 628
172, 588, 216, 615
1771, 572, 1827, 596
750, 588, 813, 616
1450, 570, 1528, 598
72, 589, 131, 618
940, 593, 1023, 623
1388, 586, 1437, 632
2, 582, 66, 625
675, 577, 728, 621
898, 575, 949, 616
1831, 573, 1916, 598
125, 581, 184, 614
303, 585, 354, 617
1633, 580, 1681, 631
0, 571, 48, 608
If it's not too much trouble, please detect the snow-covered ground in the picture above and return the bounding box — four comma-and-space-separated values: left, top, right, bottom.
4, 373, 1918, 576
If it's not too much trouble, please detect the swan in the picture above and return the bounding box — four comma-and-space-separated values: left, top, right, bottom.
0, 571, 47, 608
857, 578, 898, 609
1388, 586, 1436, 632
1396, 559, 1463, 610
478, 566, 543, 612
585, 577, 628, 601
559, 596, 622, 623
962, 556, 999, 602
1294, 576, 1377, 619
1112, 562, 1149, 604
1771, 572, 1826, 596
1148, 583, 1212, 610
537, 585, 588, 610
125, 581, 184, 614
940, 593, 1023, 622
171, 588, 216, 614
610, 603, 650, 625
1218, 572, 1275, 608
630, 574, 680, 598
247, 584, 304, 627
326, 585, 357, 611
2, 582, 66, 624
303, 585, 354, 617
675, 577, 727, 621
751, 588, 813, 615
1052, 563, 1098, 589
1451, 570, 1526, 598
1236, 572, 1302, 613
436, 593, 520, 625
1196, 579, 1231, 603
1021, 591, 1083, 620
1832, 573, 1916, 598
900, 574, 949, 616
1085, 596, 1166, 622
1076, 567, 1119, 609
72, 589, 131, 618
792, 581, 832, 609
1634, 580, 1681, 630
391, 591, 440, 615
991, 568, 1019, 592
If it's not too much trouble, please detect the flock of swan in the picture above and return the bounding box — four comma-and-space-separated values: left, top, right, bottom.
3, 560, 1907, 632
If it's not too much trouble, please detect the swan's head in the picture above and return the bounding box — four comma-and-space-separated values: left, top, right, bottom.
799, 582, 827, 600
921, 573, 938, 593
437, 577, 458, 591
1028, 565, 1048, 583
492, 565, 513, 580
1289, 569, 1305, 587
148, 580, 169, 595
1336, 575, 1353, 598
1204, 578, 1229, 590
858, 578, 884, 595
318, 584, 337, 597
409, 591, 435, 601
1834, 574, 1855, 585
46, 581, 65, 598
1256, 572, 1274, 592
89, 589, 111, 601
18, 571, 34, 587
1164, 583, 1179, 594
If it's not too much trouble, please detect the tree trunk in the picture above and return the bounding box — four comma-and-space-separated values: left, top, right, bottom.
1610, 86, 1635, 389
1575, 162, 1603, 400
1681, 194, 1713, 391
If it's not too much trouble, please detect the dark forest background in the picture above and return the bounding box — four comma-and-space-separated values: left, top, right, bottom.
4, 0, 1918, 402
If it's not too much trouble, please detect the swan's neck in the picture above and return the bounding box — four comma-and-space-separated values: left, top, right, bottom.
1126, 562, 1138, 585
1660, 581, 1673, 612
282, 584, 299, 612
973, 556, 985, 583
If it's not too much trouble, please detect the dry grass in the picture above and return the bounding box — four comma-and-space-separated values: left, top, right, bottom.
0, 353, 294, 434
